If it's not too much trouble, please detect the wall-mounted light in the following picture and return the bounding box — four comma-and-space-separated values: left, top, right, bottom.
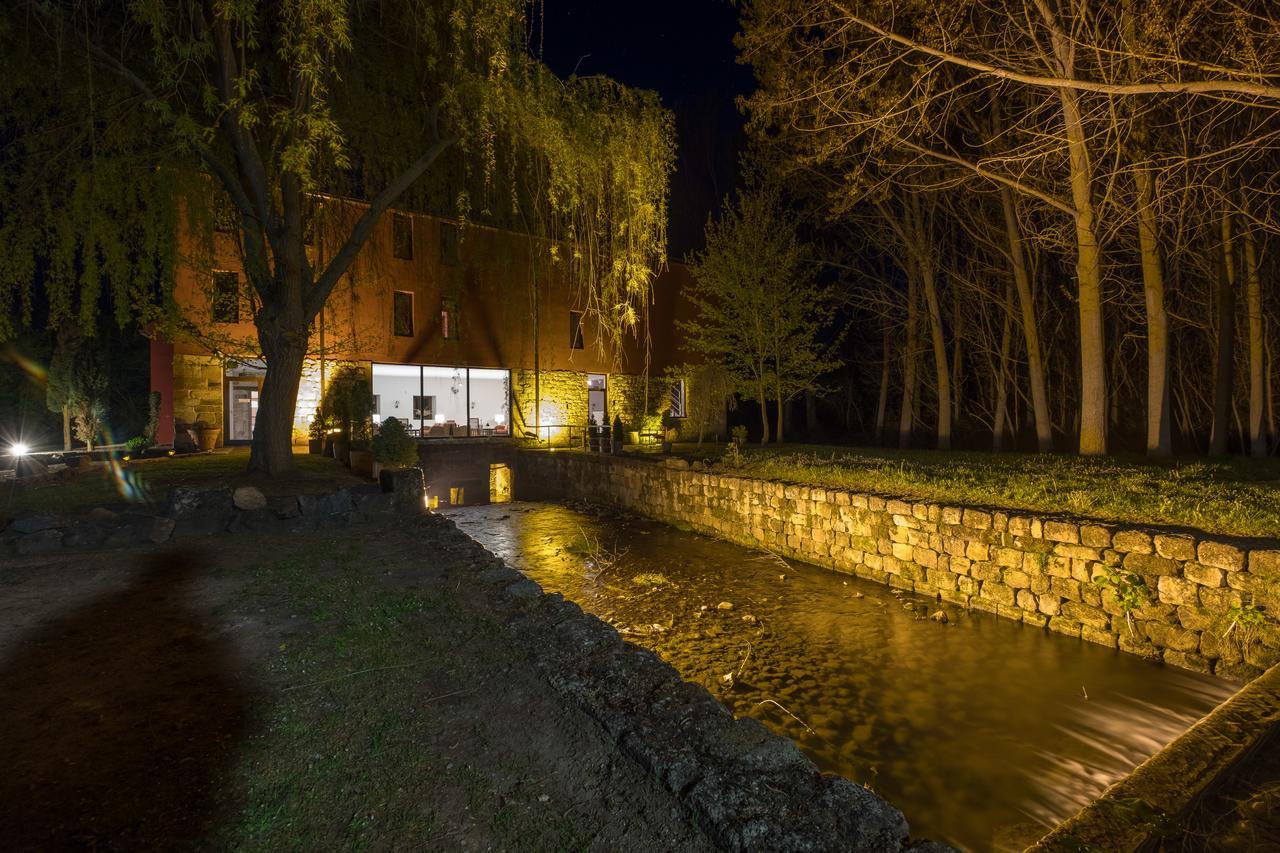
9, 442, 29, 457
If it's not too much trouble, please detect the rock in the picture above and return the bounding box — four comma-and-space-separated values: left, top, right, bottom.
317, 489, 354, 516
380, 467, 426, 515
504, 579, 543, 601
662, 457, 690, 469
232, 485, 267, 511
10, 513, 65, 534
931, 610, 948, 623
63, 524, 107, 548
16, 529, 63, 555
742, 614, 757, 624
166, 485, 233, 537
87, 507, 119, 525
296, 494, 318, 516
355, 491, 395, 515
149, 517, 175, 544
716, 601, 734, 611
267, 495, 301, 519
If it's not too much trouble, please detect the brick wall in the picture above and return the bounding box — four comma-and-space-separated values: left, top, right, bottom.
516, 451, 1280, 680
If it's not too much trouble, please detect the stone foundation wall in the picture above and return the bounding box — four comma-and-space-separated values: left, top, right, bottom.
511, 369, 589, 443
516, 451, 1280, 680
172, 355, 224, 440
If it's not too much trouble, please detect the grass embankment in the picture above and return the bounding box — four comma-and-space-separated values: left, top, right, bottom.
1, 449, 362, 518
689, 444, 1280, 538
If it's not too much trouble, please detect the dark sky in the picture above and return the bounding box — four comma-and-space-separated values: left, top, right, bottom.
536, 1, 754, 257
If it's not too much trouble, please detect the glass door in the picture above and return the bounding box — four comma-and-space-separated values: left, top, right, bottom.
228, 381, 259, 442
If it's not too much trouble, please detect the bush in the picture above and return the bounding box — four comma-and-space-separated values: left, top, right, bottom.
731, 424, 748, 447
144, 391, 161, 445
372, 417, 419, 468
125, 436, 149, 452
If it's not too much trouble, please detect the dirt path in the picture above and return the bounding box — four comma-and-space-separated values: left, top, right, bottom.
0, 518, 714, 852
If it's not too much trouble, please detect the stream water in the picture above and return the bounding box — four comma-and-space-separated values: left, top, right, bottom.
447, 501, 1237, 851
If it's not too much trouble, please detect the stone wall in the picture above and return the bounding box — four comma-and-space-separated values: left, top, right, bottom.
516, 451, 1280, 680
172, 354, 224, 441
511, 369, 589, 444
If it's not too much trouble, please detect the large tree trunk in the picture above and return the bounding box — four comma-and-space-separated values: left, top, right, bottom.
998, 188, 1053, 452
1243, 223, 1266, 456
1135, 166, 1172, 456
993, 283, 1014, 452
920, 259, 952, 450
898, 271, 919, 449
249, 241, 309, 475
1211, 209, 1237, 457
875, 326, 891, 444
758, 369, 770, 445
1060, 89, 1107, 455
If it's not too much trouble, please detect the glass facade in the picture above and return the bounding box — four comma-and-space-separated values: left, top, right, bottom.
371, 363, 510, 437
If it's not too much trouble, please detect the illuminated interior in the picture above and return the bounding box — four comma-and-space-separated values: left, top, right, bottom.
370, 363, 510, 437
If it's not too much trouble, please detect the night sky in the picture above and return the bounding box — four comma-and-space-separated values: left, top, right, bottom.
536, 1, 753, 257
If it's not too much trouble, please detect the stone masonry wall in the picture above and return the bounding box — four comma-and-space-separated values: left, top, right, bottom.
172, 354, 224, 440
516, 451, 1280, 680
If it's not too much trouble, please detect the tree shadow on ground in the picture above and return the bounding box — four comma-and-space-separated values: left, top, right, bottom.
0, 549, 250, 851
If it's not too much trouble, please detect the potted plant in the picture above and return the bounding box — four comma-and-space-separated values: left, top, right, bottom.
192, 419, 221, 451
325, 366, 373, 467
611, 415, 625, 454
307, 408, 328, 455
372, 416, 419, 484
660, 412, 678, 454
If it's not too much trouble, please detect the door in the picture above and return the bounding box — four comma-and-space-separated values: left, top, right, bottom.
228, 381, 259, 442
587, 374, 607, 426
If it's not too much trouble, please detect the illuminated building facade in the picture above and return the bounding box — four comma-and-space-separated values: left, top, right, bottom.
149, 198, 719, 448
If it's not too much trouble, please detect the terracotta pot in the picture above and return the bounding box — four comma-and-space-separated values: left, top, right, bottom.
194, 427, 222, 452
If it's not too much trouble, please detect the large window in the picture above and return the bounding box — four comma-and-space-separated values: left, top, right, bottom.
393, 291, 414, 337
392, 213, 414, 260
440, 222, 458, 265
669, 379, 687, 418
569, 311, 584, 349
212, 271, 240, 323
372, 363, 510, 437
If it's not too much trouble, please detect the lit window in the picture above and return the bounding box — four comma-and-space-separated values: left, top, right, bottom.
371, 394, 380, 415
440, 222, 458, 265
393, 213, 414, 260
393, 291, 414, 337
569, 311, 584, 350
212, 271, 240, 323
669, 379, 687, 418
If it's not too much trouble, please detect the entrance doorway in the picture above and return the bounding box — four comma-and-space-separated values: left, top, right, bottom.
228, 381, 259, 442
587, 374, 607, 426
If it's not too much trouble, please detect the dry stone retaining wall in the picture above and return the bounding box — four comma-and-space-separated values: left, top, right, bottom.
516, 451, 1280, 680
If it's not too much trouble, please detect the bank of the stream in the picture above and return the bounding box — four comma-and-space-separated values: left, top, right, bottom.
450, 501, 1238, 851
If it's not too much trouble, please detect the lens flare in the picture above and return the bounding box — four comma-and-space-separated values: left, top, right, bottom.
10, 442, 29, 457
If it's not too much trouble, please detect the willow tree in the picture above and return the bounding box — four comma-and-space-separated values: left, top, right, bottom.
3, 0, 672, 474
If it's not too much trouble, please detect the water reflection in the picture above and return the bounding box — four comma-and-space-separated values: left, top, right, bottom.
448, 502, 1237, 852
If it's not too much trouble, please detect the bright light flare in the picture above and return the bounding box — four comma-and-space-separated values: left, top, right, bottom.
9, 442, 29, 457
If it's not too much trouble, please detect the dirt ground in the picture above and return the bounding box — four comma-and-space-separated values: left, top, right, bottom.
0, 517, 714, 852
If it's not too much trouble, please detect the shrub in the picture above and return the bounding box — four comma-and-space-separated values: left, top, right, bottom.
731, 424, 748, 447
144, 391, 161, 445
372, 417, 419, 468
125, 436, 149, 452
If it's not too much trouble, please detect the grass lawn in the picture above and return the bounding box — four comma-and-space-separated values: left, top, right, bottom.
0, 520, 710, 851
1, 448, 364, 520
678, 443, 1280, 539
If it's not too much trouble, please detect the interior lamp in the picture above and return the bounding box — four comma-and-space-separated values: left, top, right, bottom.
494, 412, 505, 424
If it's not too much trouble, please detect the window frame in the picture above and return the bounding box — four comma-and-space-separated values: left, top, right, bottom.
392, 290, 415, 337
392, 213, 414, 260
669, 379, 687, 419
569, 310, 585, 350
211, 270, 241, 324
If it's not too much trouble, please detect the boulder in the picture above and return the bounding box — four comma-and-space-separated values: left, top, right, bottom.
166, 485, 234, 537
16, 529, 63, 555
268, 495, 301, 519
381, 467, 426, 515
149, 517, 176, 544
10, 513, 66, 534
63, 524, 108, 549
232, 486, 267, 511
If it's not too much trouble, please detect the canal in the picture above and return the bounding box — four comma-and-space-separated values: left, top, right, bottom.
448, 501, 1237, 851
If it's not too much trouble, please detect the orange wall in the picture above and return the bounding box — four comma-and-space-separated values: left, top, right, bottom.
170, 199, 688, 375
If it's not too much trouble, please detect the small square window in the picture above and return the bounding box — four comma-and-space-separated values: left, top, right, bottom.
669, 379, 687, 418
212, 271, 240, 323
569, 311, 584, 350
392, 213, 414, 260
440, 222, 458, 265
393, 291, 414, 337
